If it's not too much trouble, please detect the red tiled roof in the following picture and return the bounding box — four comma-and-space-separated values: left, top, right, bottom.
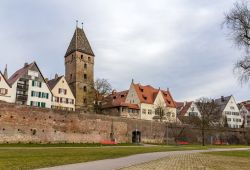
133, 83, 176, 108
102, 90, 140, 110
176, 101, 192, 116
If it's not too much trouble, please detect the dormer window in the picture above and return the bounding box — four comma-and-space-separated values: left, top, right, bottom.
113, 96, 117, 99
143, 95, 147, 100
121, 95, 125, 98
140, 87, 144, 92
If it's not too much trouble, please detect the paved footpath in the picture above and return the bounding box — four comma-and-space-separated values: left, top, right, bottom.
38, 148, 249, 170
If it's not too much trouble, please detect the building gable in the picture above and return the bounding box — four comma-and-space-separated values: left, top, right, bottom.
125, 82, 140, 105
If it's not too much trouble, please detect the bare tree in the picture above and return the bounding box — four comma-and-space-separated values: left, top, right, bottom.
88, 78, 112, 113
194, 98, 221, 146
223, 1, 250, 84
153, 101, 175, 122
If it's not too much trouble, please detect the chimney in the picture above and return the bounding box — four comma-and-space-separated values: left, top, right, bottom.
184, 101, 187, 106
221, 96, 225, 102
44, 78, 48, 83
55, 74, 58, 79
24, 62, 28, 67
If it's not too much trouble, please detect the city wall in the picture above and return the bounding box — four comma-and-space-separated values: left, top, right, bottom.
0, 101, 167, 143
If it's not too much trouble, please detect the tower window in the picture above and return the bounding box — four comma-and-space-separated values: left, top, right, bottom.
88, 57, 91, 62
84, 98, 87, 103
84, 74, 87, 80
81, 55, 83, 59
84, 86, 87, 92
84, 63, 87, 69
70, 74, 72, 79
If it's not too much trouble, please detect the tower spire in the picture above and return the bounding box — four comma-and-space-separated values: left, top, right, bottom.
76, 20, 78, 51
3, 64, 8, 80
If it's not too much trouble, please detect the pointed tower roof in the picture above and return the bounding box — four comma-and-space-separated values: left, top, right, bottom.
65, 27, 94, 57
3, 64, 8, 80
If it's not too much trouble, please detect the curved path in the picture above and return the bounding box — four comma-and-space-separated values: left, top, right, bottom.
38, 148, 249, 170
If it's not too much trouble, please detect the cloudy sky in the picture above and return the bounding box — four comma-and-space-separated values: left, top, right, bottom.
0, 0, 249, 102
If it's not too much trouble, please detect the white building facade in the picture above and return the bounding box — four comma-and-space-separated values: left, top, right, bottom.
8, 62, 52, 108
215, 96, 243, 128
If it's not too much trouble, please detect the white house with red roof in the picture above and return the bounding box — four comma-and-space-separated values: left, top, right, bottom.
176, 101, 201, 117
102, 80, 177, 122
7, 62, 52, 108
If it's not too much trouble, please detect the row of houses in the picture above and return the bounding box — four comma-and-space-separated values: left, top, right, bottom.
176, 96, 250, 128
1, 62, 249, 129
101, 81, 250, 129
0, 62, 75, 111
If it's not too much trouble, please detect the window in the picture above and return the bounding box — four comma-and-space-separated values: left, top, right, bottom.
32, 80, 42, 87
59, 88, 67, 95
148, 109, 152, 114
84, 63, 87, 69
84, 74, 87, 80
0, 88, 7, 95
142, 109, 146, 114
81, 55, 83, 59
88, 57, 91, 62
230, 106, 235, 110
84, 98, 87, 103
84, 86, 87, 92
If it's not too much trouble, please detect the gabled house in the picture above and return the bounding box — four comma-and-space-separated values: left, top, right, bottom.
176, 101, 201, 117
0, 71, 14, 103
102, 90, 140, 118
215, 95, 243, 128
238, 101, 250, 128
102, 80, 177, 122
48, 74, 75, 111
7, 62, 52, 108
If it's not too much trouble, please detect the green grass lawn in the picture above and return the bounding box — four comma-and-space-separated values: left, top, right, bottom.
0, 144, 249, 170
205, 150, 250, 158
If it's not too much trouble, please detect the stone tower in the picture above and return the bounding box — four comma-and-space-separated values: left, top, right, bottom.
65, 26, 95, 110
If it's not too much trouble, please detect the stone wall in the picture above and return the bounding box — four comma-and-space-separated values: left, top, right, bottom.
0, 101, 167, 143
0, 101, 246, 144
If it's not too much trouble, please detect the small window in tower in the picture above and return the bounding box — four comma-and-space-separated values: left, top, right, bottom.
81, 55, 83, 59
88, 57, 91, 62
84, 98, 87, 103
84, 74, 87, 80
84, 86, 87, 92
84, 63, 87, 69
70, 74, 72, 79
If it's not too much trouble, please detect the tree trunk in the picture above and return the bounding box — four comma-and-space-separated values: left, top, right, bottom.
202, 129, 205, 146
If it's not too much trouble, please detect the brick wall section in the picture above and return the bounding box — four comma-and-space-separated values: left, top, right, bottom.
0, 101, 247, 144
0, 101, 168, 143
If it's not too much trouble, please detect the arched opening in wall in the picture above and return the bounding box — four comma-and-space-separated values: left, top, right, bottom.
132, 130, 141, 144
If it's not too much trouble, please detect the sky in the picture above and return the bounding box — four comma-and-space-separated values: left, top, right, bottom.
0, 0, 249, 102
